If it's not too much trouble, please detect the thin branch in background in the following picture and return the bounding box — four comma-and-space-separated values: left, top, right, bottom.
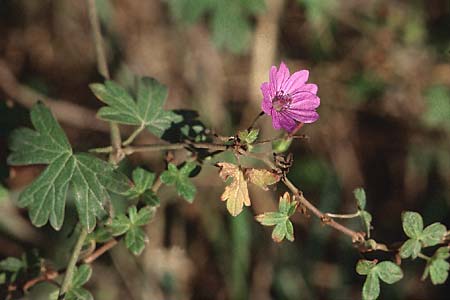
86, 0, 122, 163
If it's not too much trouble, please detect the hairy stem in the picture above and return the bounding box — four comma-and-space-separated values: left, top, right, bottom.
122, 125, 145, 146
58, 227, 88, 299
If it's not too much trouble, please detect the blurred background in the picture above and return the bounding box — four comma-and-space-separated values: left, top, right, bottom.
0, 0, 449, 299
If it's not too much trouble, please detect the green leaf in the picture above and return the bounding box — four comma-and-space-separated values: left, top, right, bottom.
125, 227, 147, 256
72, 265, 92, 288
272, 137, 293, 153
0, 257, 24, 272
90, 77, 182, 137
0, 273, 5, 284
401, 211, 423, 239
285, 220, 294, 242
376, 261, 403, 284
360, 210, 373, 238
66, 287, 93, 300
362, 272, 380, 300
131, 168, 155, 194
161, 162, 197, 202
8, 103, 130, 232
109, 215, 131, 236
255, 212, 287, 226
420, 222, 447, 247
429, 259, 450, 285
399, 238, 422, 259
422, 247, 450, 285
141, 190, 160, 207
255, 193, 296, 243
129, 206, 154, 226
271, 222, 287, 243
356, 260, 377, 275
238, 128, 259, 144
354, 187, 366, 210
90, 227, 112, 243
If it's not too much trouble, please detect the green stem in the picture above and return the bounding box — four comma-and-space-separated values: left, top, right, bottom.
417, 253, 431, 261
122, 125, 145, 146
247, 111, 264, 130
58, 227, 88, 300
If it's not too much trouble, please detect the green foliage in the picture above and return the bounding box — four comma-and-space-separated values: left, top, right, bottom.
272, 137, 293, 154
422, 85, 450, 129
0, 250, 42, 284
168, 0, 265, 53
65, 265, 93, 300
0, 257, 24, 273
356, 260, 403, 300
109, 206, 154, 255
127, 167, 160, 207
161, 162, 197, 202
353, 187, 372, 238
0, 184, 7, 202
422, 247, 450, 285
255, 193, 298, 242
399, 211, 447, 259
90, 77, 182, 137
238, 128, 259, 144
7, 103, 130, 232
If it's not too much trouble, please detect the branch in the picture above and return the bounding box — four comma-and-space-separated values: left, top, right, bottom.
0, 59, 109, 133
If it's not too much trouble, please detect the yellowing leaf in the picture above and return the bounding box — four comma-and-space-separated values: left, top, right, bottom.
217, 162, 250, 216
245, 168, 280, 191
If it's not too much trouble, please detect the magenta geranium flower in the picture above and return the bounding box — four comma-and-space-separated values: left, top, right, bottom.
261, 62, 320, 132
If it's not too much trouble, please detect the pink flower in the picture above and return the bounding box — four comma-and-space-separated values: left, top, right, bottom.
261, 62, 320, 132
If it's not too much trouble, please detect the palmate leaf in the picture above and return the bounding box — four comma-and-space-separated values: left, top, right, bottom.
90, 77, 182, 137
255, 193, 298, 242
7, 103, 130, 232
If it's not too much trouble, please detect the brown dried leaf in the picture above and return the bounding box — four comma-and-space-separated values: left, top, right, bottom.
245, 168, 280, 191
216, 162, 250, 216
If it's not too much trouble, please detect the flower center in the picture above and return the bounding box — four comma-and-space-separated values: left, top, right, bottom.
272, 91, 292, 112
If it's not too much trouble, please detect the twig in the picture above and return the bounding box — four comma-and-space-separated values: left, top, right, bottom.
58, 227, 88, 300
83, 238, 118, 264
90, 141, 229, 155
325, 211, 360, 219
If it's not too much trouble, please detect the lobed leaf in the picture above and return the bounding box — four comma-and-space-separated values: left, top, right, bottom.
217, 162, 250, 216
362, 272, 380, 300
245, 168, 280, 191
90, 77, 182, 137
161, 162, 197, 202
7, 103, 131, 232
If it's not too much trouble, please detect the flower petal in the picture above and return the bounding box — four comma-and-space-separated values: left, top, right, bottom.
298, 83, 318, 94
284, 109, 319, 124
271, 110, 282, 129
283, 70, 309, 93
276, 62, 290, 91
278, 112, 298, 132
269, 66, 278, 96
290, 93, 321, 110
